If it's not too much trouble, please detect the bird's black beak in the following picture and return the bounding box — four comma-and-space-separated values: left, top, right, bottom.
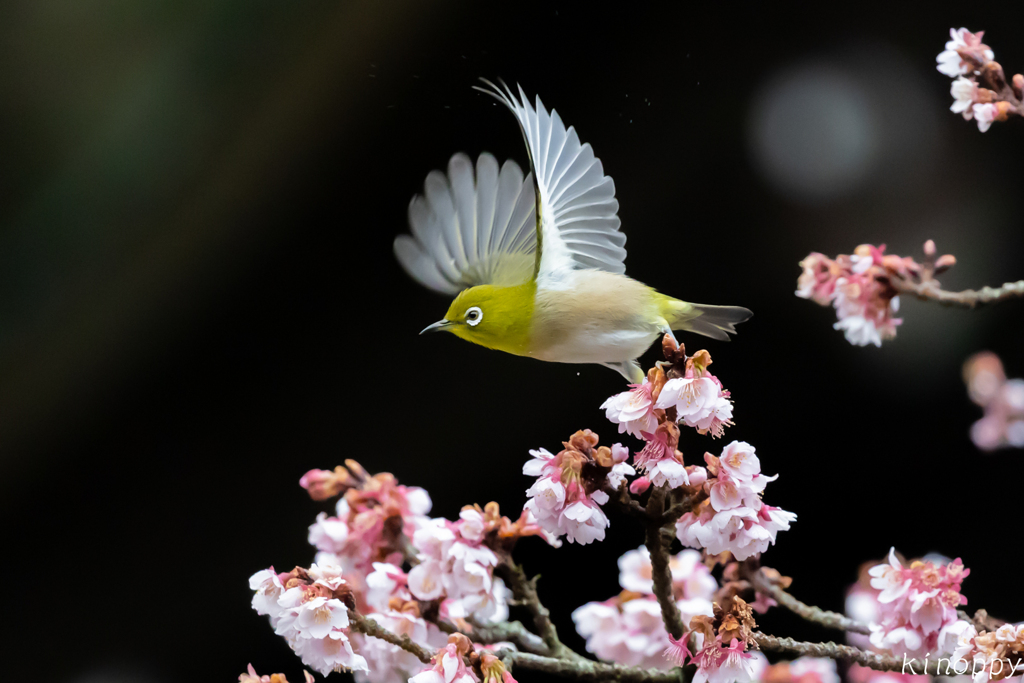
419, 319, 454, 335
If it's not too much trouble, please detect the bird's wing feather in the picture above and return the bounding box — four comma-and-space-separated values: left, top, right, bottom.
475, 79, 627, 287
394, 152, 537, 294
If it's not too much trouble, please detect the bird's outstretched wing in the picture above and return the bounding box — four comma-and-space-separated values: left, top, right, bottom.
475, 80, 626, 288
394, 152, 537, 295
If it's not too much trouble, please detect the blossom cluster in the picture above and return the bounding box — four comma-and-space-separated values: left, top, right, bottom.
303, 460, 433, 575
964, 352, 1024, 451
684, 595, 767, 683
950, 622, 1024, 683
796, 241, 957, 347
249, 563, 368, 676
675, 441, 795, 561
602, 344, 734, 450
866, 548, 970, 659
937, 28, 1023, 132
251, 460, 554, 682
572, 546, 718, 668
355, 562, 448, 683
522, 429, 634, 544
405, 507, 510, 623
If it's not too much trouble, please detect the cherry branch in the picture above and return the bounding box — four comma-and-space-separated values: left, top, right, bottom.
501, 651, 685, 683
644, 485, 686, 640
890, 276, 1024, 308
497, 558, 581, 660
745, 567, 871, 634
350, 611, 434, 664
432, 616, 553, 657
753, 633, 950, 676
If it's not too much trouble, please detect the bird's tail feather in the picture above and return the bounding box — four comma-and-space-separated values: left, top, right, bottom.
666, 301, 753, 341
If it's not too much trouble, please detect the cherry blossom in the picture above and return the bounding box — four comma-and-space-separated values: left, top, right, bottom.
573, 545, 718, 669
675, 444, 794, 561
249, 564, 368, 676
951, 77, 979, 118
692, 638, 767, 683
656, 372, 734, 438
936, 28, 994, 77
300, 464, 432, 575
522, 431, 634, 545
406, 517, 509, 623
409, 635, 479, 683
795, 245, 905, 346
601, 379, 659, 438
355, 610, 448, 683
866, 548, 969, 659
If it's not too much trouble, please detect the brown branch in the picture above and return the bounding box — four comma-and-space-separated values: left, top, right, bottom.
754, 632, 964, 676
746, 568, 871, 635
468, 618, 552, 656
613, 481, 649, 520
504, 651, 684, 683
350, 611, 434, 664
891, 277, 1024, 308
497, 558, 580, 660
959, 608, 1005, 633
643, 485, 686, 640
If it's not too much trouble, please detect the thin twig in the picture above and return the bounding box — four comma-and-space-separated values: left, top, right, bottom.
350, 611, 434, 664
746, 568, 871, 635
503, 651, 685, 683
497, 558, 580, 660
891, 277, 1024, 308
644, 485, 686, 640
754, 632, 964, 676
959, 608, 1005, 633
613, 481, 649, 520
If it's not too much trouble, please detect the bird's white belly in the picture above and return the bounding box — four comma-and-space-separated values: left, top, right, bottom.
533, 327, 659, 364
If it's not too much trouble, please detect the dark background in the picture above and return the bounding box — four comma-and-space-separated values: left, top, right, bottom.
2, 2, 1023, 682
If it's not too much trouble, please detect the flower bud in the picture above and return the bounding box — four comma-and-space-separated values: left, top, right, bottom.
923, 239, 936, 257
629, 476, 651, 495
934, 254, 956, 274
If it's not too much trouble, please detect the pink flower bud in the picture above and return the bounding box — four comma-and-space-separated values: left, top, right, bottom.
629, 476, 651, 495
923, 239, 936, 256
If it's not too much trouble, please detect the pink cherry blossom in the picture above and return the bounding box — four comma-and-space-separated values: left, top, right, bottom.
601, 379, 658, 438
937, 28, 994, 77
950, 77, 979, 118
692, 637, 767, 683
354, 610, 448, 683
250, 565, 368, 676
675, 444, 794, 561
655, 373, 734, 438
973, 103, 1000, 133
866, 548, 969, 659
573, 545, 717, 669
522, 435, 632, 545
406, 518, 508, 623
796, 245, 906, 347
409, 636, 479, 683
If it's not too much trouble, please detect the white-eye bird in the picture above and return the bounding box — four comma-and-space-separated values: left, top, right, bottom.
394, 80, 751, 382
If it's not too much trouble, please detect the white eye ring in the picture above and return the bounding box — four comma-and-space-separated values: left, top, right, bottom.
465, 306, 483, 326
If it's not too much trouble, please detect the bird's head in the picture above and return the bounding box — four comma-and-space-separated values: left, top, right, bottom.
419, 284, 533, 353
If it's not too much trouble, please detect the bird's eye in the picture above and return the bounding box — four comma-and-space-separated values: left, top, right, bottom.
465, 306, 483, 326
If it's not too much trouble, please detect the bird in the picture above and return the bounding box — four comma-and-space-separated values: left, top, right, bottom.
393, 79, 752, 383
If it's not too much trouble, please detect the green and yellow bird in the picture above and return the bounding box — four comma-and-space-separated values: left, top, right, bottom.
394, 80, 751, 382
